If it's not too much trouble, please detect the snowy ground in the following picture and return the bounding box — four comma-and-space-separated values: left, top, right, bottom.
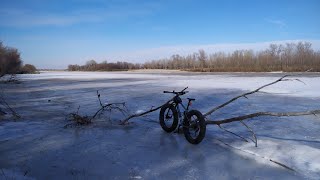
0, 71, 319, 179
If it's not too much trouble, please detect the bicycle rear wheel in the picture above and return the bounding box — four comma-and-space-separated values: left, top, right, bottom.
183, 110, 206, 144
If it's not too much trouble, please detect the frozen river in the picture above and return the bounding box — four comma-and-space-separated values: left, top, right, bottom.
0, 71, 319, 179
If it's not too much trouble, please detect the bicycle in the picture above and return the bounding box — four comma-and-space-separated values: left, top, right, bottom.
159, 87, 206, 144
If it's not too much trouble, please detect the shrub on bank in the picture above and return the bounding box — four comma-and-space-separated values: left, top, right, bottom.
20, 64, 38, 74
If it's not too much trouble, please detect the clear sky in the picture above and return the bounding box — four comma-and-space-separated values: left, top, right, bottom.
0, 0, 319, 69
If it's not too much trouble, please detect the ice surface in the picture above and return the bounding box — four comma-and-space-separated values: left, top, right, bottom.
18, 71, 320, 98
0, 71, 319, 179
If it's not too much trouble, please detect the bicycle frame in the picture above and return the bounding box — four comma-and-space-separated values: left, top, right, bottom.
163, 87, 194, 127
171, 96, 192, 126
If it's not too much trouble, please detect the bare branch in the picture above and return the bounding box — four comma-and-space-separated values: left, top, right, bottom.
97, 90, 103, 107
64, 106, 91, 128
240, 121, 257, 147
66, 91, 127, 127
204, 75, 294, 117
120, 104, 163, 125
292, 78, 306, 85
206, 109, 320, 125
91, 90, 127, 120
120, 98, 174, 125
217, 124, 249, 142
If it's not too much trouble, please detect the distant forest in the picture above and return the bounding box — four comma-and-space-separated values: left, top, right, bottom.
68, 60, 141, 71
68, 41, 320, 72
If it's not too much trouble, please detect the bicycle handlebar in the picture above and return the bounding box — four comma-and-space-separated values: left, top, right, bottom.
163, 87, 189, 95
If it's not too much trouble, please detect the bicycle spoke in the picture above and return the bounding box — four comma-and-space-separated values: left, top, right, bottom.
187, 115, 199, 139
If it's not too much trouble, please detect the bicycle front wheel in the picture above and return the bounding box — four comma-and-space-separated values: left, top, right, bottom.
159, 103, 178, 132
183, 110, 206, 144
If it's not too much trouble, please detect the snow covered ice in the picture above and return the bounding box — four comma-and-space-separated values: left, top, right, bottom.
0, 71, 319, 179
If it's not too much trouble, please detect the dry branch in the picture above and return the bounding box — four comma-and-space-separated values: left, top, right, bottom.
240, 120, 257, 147
119, 91, 185, 125
204, 75, 297, 117
65, 91, 127, 127
120, 99, 172, 125
92, 90, 128, 119
217, 124, 249, 142
203, 75, 320, 147
206, 110, 320, 125
64, 106, 92, 127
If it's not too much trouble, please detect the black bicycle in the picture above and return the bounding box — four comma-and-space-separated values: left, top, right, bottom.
159, 87, 206, 144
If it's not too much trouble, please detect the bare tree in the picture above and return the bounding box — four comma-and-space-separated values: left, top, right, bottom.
0, 42, 22, 78
198, 49, 207, 69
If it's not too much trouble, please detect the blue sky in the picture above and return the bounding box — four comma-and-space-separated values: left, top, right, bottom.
0, 0, 319, 69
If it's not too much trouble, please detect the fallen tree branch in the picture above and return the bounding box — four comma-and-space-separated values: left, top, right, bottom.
119, 75, 311, 126
65, 91, 127, 127
217, 124, 249, 142
204, 75, 320, 147
120, 98, 174, 125
240, 120, 257, 147
204, 75, 300, 117
65, 106, 92, 127
206, 110, 320, 125
120, 104, 164, 125
92, 90, 128, 119
216, 65, 314, 148
92, 102, 127, 119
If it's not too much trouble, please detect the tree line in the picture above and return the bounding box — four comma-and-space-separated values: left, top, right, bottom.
68, 60, 141, 71
68, 41, 320, 72
144, 42, 320, 72
0, 41, 37, 77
